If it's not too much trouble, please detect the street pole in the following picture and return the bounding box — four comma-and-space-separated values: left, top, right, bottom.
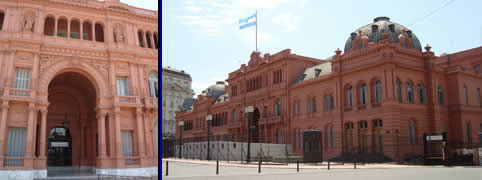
206, 115, 212, 161
247, 112, 251, 163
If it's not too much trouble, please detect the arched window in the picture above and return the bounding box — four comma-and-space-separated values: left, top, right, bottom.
275, 99, 281, 116
407, 120, 416, 144
344, 122, 354, 152
359, 84, 367, 105
138, 30, 145, 47
418, 83, 426, 104
57, 18, 68, 38
148, 72, 158, 97
153, 32, 159, 49
307, 98, 312, 113
0, 11, 4, 31
407, 81, 414, 103
95, 23, 104, 42
374, 80, 382, 103
358, 120, 368, 152
82, 21, 92, 40
312, 97, 317, 112
396, 80, 403, 103
146, 31, 152, 48
438, 86, 445, 105
44, 16, 55, 36
373, 120, 383, 153
70, 19, 81, 39
347, 86, 353, 106
477, 88, 481, 107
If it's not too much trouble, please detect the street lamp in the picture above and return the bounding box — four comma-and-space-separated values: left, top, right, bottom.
178, 121, 184, 159
206, 115, 213, 161
245, 106, 254, 163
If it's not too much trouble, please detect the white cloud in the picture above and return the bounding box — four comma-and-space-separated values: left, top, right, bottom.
273, 13, 299, 32
184, 6, 203, 13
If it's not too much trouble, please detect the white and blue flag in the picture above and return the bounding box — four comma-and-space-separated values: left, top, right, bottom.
239, 13, 257, 29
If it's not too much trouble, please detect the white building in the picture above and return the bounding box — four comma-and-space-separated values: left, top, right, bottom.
162, 66, 194, 138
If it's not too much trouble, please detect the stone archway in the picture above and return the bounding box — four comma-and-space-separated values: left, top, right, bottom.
45, 71, 98, 175
37, 61, 109, 176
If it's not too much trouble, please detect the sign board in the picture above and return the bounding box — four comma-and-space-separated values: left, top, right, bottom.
51, 142, 69, 147
426, 135, 443, 141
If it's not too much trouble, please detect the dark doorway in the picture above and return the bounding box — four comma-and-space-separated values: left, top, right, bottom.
251, 108, 260, 143
303, 130, 323, 163
48, 127, 72, 166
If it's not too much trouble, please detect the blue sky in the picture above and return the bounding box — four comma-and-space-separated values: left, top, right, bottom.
162, 0, 482, 96
120, 0, 158, 10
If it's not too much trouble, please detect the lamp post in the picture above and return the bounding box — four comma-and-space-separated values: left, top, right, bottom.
206, 115, 213, 161
245, 106, 254, 163
178, 121, 184, 159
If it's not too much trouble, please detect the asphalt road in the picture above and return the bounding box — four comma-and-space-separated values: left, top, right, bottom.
162, 160, 482, 180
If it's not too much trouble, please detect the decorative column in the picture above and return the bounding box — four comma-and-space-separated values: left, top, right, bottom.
142, 31, 147, 48
97, 110, 107, 158
0, 101, 9, 164
80, 21, 83, 40
92, 22, 96, 42
39, 107, 48, 159
54, 17, 58, 37
114, 108, 122, 158
67, 19, 70, 38
25, 103, 36, 159
136, 108, 145, 157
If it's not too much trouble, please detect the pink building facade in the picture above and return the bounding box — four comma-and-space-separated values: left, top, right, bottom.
0, 0, 158, 178
176, 17, 482, 162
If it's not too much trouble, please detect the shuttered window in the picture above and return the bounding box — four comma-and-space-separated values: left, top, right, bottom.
116, 77, 130, 96
7, 127, 26, 157
14, 68, 31, 89
121, 130, 133, 157
148, 72, 158, 97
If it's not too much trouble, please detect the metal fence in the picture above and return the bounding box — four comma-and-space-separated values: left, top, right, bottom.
169, 132, 481, 166
97, 174, 157, 180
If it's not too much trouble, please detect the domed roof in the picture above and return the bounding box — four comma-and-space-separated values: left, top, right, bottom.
344, 17, 422, 53
202, 81, 226, 98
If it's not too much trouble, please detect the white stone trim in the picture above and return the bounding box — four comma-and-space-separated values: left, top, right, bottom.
96, 167, 158, 177
0, 170, 47, 180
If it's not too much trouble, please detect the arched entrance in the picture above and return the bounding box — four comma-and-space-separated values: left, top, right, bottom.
46, 71, 98, 175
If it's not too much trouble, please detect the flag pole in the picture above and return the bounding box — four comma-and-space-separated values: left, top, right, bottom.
256, 10, 258, 52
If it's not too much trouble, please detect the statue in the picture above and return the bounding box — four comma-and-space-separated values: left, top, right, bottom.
23, 15, 35, 32
114, 26, 125, 44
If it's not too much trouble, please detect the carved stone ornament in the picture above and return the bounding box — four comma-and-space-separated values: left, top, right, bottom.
113, 24, 126, 44
23, 15, 35, 32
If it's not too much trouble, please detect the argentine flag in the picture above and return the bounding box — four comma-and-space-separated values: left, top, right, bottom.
239, 13, 257, 29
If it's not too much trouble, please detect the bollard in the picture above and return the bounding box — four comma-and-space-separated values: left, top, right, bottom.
297, 160, 299, 172
258, 160, 261, 173
328, 160, 330, 170
354, 159, 356, 169
216, 160, 219, 175
166, 161, 169, 176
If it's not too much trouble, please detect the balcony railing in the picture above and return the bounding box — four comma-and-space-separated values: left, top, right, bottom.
123, 156, 140, 167
144, 97, 158, 108
2, 88, 31, 98
115, 96, 141, 106
3, 157, 24, 169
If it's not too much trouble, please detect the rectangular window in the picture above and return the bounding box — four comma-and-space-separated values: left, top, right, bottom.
116, 77, 130, 96
477, 88, 481, 107
7, 127, 26, 157
327, 127, 331, 148
121, 130, 133, 157
466, 122, 471, 144
463, 87, 468, 105
14, 68, 31, 89
307, 99, 312, 113
149, 79, 158, 97
313, 98, 317, 112
324, 96, 329, 111
330, 95, 334, 110
294, 103, 298, 116
232, 111, 236, 125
